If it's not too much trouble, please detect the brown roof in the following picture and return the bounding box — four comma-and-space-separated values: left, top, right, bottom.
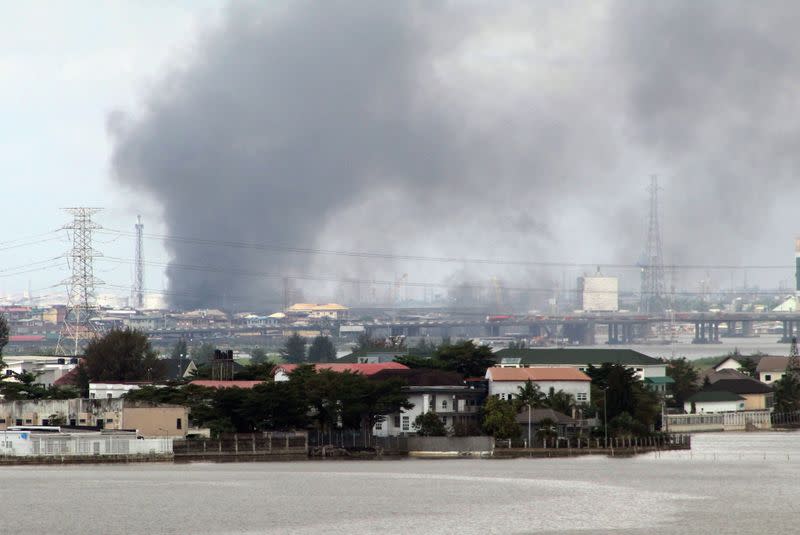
486, 367, 591, 382
514, 408, 577, 425
756, 356, 789, 373
53, 366, 80, 386
274, 362, 408, 377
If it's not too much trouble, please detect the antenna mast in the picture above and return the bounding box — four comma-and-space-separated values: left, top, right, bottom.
640, 176, 665, 314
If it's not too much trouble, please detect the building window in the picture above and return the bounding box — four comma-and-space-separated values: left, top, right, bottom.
106, 419, 113, 424
442, 400, 448, 410
441, 416, 447, 426
375, 421, 382, 430
176, 418, 182, 430
90, 393, 96, 399
0, 419, 6, 424
507, 394, 513, 401
25, 419, 32, 424
42, 419, 49, 426
107, 393, 113, 399
576, 392, 588, 402
394, 415, 401, 428
765, 374, 772, 381
402, 416, 410, 431
79, 419, 86, 424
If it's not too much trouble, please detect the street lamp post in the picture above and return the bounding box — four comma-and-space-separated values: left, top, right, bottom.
603, 387, 608, 448
527, 403, 532, 448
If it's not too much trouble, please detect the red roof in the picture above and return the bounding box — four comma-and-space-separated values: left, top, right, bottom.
9, 335, 45, 342
54, 366, 80, 386
274, 362, 408, 377
190, 380, 265, 389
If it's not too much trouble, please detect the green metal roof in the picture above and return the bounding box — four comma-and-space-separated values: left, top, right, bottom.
687, 390, 745, 402
645, 376, 675, 384
493, 348, 661, 366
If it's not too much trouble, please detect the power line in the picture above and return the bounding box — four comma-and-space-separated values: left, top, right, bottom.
96, 256, 795, 298
96, 228, 797, 271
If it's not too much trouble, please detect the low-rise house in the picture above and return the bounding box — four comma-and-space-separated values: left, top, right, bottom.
702, 377, 774, 410
2, 355, 79, 387
514, 407, 587, 441
493, 348, 667, 381
336, 348, 409, 364
711, 355, 743, 372
485, 367, 591, 404
368, 368, 485, 437
756, 356, 789, 385
89, 382, 149, 400
0, 399, 188, 438
272, 362, 408, 382
684, 391, 746, 413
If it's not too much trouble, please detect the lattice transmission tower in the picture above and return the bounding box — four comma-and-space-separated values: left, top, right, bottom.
133, 215, 144, 309
788, 336, 800, 374
56, 208, 103, 356
640, 176, 666, 314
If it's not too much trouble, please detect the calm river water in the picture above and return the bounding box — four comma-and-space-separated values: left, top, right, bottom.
1, 433, 800, 534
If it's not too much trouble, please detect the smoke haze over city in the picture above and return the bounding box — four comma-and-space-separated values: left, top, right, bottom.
104, 1, 800, 309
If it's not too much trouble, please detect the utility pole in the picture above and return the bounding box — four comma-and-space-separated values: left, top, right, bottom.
640, 175, 666, 314
56, 208, 103, 356
134, 215, 144, 309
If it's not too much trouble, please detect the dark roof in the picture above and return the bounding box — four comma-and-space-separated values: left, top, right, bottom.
160, 358, 195, 380
494, 348, 660, 366
369, 368, 466, 387
687, 390, 745, 402
696, 368, 751, 387
336, 349, 408, 363
704, 378, 773, 395
514, 408, 577, 425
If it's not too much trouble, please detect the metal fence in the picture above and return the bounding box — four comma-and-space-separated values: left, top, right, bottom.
174, 431, 307, 456
308, 430, 408, 452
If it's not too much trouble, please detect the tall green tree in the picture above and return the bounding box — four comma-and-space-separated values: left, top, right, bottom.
250, 347, 268, 364
190, 342, 216, 364
482, 396, 520, 440
83, 328, 165, 382
308, 335, 336, 363
170, 338, 188, 360
739, 356, 758, 377
774, 372, 800, 413
281, 333, 306, 364
666, 357, 699, 407
435, 340, 495, 378
0, 314, 8, 363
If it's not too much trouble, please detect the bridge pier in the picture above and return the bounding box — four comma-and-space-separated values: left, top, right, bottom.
780, 320, 795, 343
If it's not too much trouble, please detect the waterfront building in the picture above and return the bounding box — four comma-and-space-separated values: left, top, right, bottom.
485, 366, 591, 404
684, 391, 746, 413
493, 348, 668, 381
369, 368, 484, 437
755, 356, 789, 385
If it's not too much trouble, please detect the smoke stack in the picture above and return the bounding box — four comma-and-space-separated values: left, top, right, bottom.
795, 239, 800, 296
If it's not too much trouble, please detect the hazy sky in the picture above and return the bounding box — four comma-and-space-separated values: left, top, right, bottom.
0, 1, 223, 302
4, 1, 800, 310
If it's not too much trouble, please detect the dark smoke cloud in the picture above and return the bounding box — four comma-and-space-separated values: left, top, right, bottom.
110, 1, 800, 310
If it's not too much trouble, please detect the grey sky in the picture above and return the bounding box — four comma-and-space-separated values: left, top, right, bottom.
4, 1, 800, 309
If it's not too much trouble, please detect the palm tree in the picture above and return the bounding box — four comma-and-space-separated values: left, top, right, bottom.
535, 417, 559, 447
516, 380, 545, 447
544, 387, 576, 416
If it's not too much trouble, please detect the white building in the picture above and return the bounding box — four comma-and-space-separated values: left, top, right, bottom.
493, 348, 667, 381
755, 356, 788, 385
485, 367, 591, 404
684, 391, 746, 413
2, 356, 79, 387
577, 276, 618, 312
89, 383, 146, 400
